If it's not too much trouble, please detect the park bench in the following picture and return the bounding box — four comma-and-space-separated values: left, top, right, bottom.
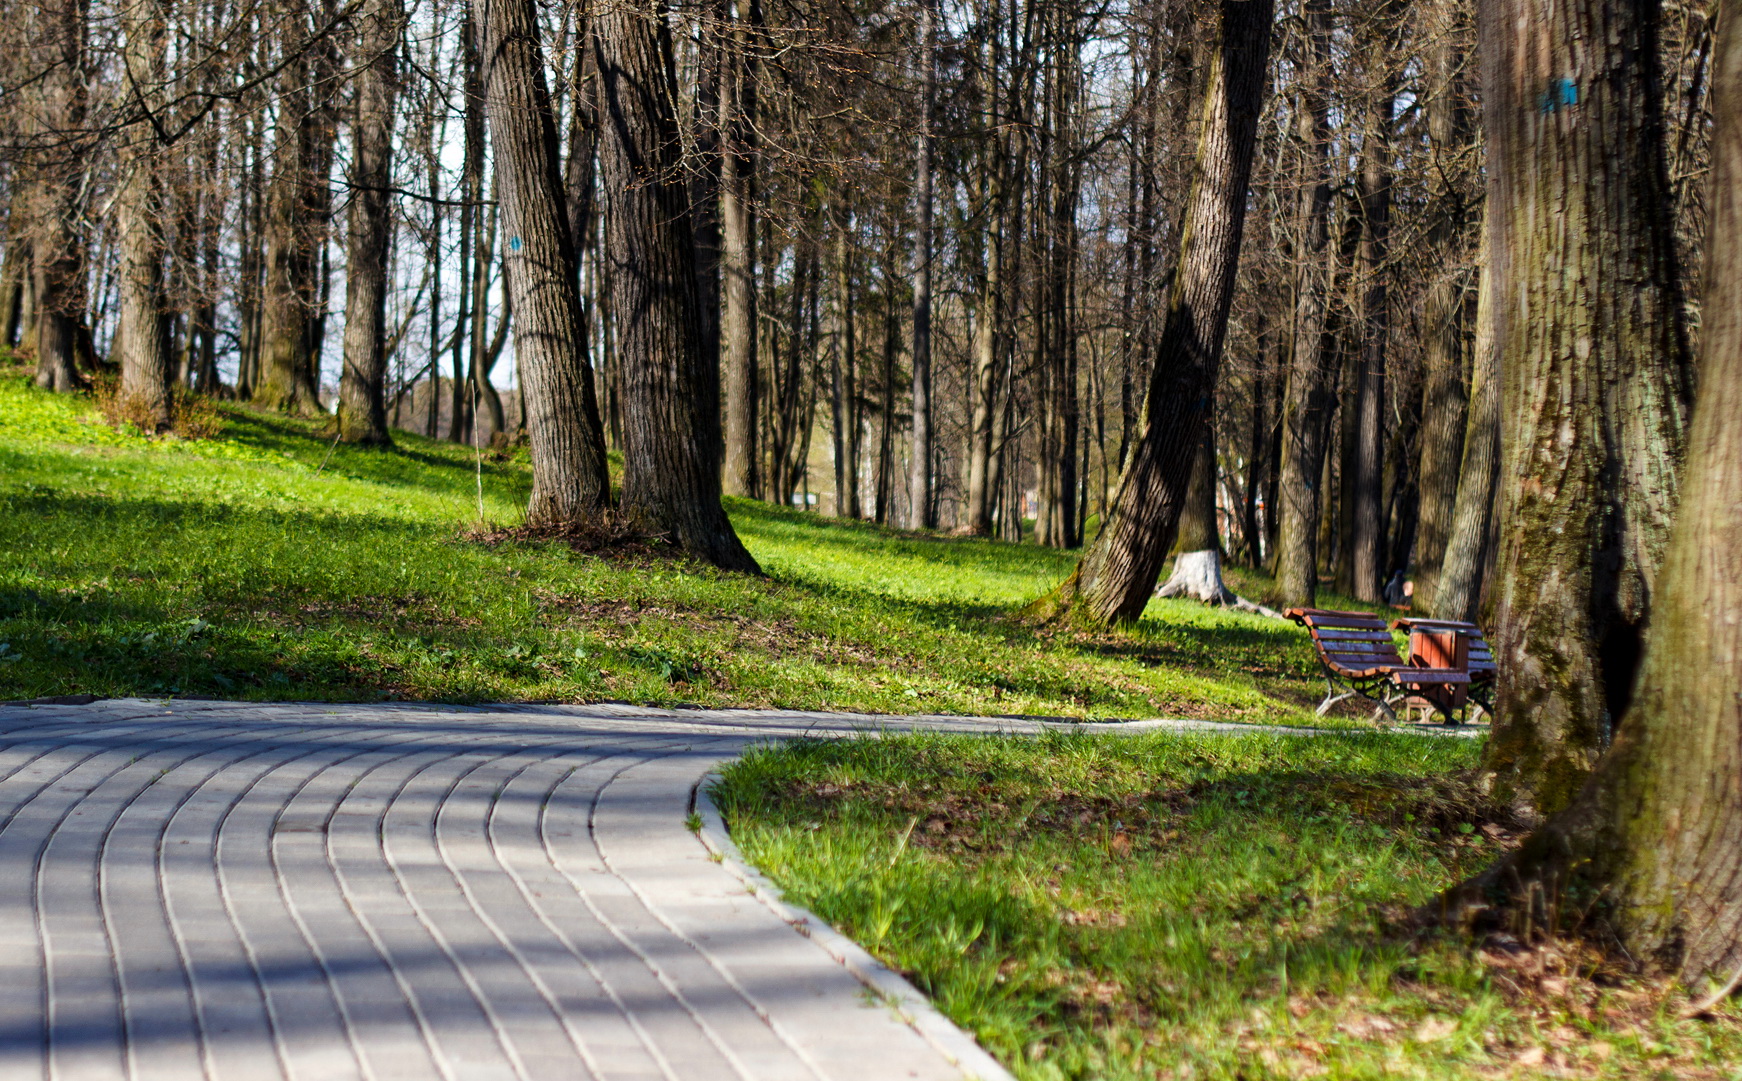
1391, 616, 1496, 721
1284, 607, 1470, 724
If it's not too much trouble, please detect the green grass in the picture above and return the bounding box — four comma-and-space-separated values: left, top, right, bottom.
3, 365, 1363, 721
713, 731, 1742, 1080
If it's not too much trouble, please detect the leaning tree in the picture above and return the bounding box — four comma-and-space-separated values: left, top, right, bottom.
1031, 0, 1273, 624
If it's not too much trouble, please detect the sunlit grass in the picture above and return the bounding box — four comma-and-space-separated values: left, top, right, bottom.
1, 365, 1346, 721
715, 731, 1742, 1080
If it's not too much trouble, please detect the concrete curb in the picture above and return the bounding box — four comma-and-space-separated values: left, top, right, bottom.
690, 773, 1017, 1081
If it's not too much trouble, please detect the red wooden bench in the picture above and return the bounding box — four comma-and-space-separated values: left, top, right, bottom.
1392, 617, 1496, 721
1284, 607, 1470, 724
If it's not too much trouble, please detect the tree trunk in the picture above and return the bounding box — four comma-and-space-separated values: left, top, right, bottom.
719, 0, 760, 498
1480, 0, 1693, 817
478, 0, 611, 523
827, 209, 862, 519
1351, 70, 1397, 604
337, 0, 402, 445
592, 0, 759, 572
254, 5, 337, 414
1035, 0, 1272, 624
1433, 239, 1501, 622
1411, 270, 1472, 610
907, 0, 937, 528
28, 0, 91, 393
1271, 0, 1335, 609
114, 0, 173, 432
1441, 16, 1742, 985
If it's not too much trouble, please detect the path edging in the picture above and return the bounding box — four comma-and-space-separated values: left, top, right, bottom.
691, 773, 1017, 1081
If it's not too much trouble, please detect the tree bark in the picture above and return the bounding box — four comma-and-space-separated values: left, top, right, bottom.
907, 0, 937, 528
1351, 65, 1398, 603
1440, 14, 1742, 985
1034, 0, 1273, 624
1411, 270, 1471, 610
478, 0, 611, 523
337, 0, 402, 445
114, 0, 173, 432
253, 2, 338, 414
592, 0, 760, 571
719, 0, 760, 498
28, 0, 92, 393
827, 208, 862, 519
1433, 239, 1501, 622
1271, 0, 1335, 609
1480, 0, 1693, 816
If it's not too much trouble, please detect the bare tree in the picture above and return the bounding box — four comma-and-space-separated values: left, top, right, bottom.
593, 0, 760, 571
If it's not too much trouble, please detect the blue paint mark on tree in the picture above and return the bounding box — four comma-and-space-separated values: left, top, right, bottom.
1540, 78, 1579, 114
510, 236, 523, 252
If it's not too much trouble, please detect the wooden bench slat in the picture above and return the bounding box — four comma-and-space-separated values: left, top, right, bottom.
1314, 637, 1398, 652
1323, 653, 1403, 671
1311, 629, 1397, 643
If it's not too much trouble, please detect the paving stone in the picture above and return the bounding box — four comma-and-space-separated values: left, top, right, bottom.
0, 700, 1031, 1081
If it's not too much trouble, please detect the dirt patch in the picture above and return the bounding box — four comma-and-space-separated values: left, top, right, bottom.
464, 516, 691, 563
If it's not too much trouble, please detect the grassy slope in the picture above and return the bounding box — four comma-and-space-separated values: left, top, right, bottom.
1, 367, 1361, 722
714, 732, 1742, 1080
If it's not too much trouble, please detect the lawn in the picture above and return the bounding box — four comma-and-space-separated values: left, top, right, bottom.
712, 730, 1742, 1080
0, 364, 1363, 723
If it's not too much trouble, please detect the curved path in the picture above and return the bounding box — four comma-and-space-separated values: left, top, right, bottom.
0, 698, 1265, 1081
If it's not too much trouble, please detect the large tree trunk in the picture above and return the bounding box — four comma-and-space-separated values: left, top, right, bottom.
591, 0, 760, 572
1432, 238, 1501, 622
254, 4, 337, 414
478, 0, 611, 523
1441, 17, 1742, 986
114, 0, 173, 432
1410, 271, 1471, 610
906, 0, 937, 529
29, 0, 92, 393
1480, 0, 1692, 817
1271, 0, 1334, 609
336, 0, 402, 445
1351, 62, 1398, 604
1035, 0, 1272, 624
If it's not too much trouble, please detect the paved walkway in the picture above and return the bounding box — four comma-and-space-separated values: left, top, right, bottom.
0, 698, 1471, 1081
3, 699, 1174, 1081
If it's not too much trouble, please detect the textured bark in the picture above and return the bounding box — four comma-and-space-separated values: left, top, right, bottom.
906, 0, 937, 528
254, 2, 337, 414
1433, 242, 1501, 622
1035, 0, 1273, 623
1271, 0, 1334, 609
1351, 72, 1397, 603
1411, 271, 1471, 610
0, 225, 25, 349
719, 0, 760, 498
962, 221, 1003, 535
1480, 0, 1693, 816
337, 0, 402, 445
28, 0, 91, 392
114, 0, 173, 432
592, 0, 760, 572
1441, 17, 1742, 984
479, 0, 610, 523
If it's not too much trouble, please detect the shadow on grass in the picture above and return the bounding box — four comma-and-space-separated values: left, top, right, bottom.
0, 489, 515, 701
218, 408, 532, 504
